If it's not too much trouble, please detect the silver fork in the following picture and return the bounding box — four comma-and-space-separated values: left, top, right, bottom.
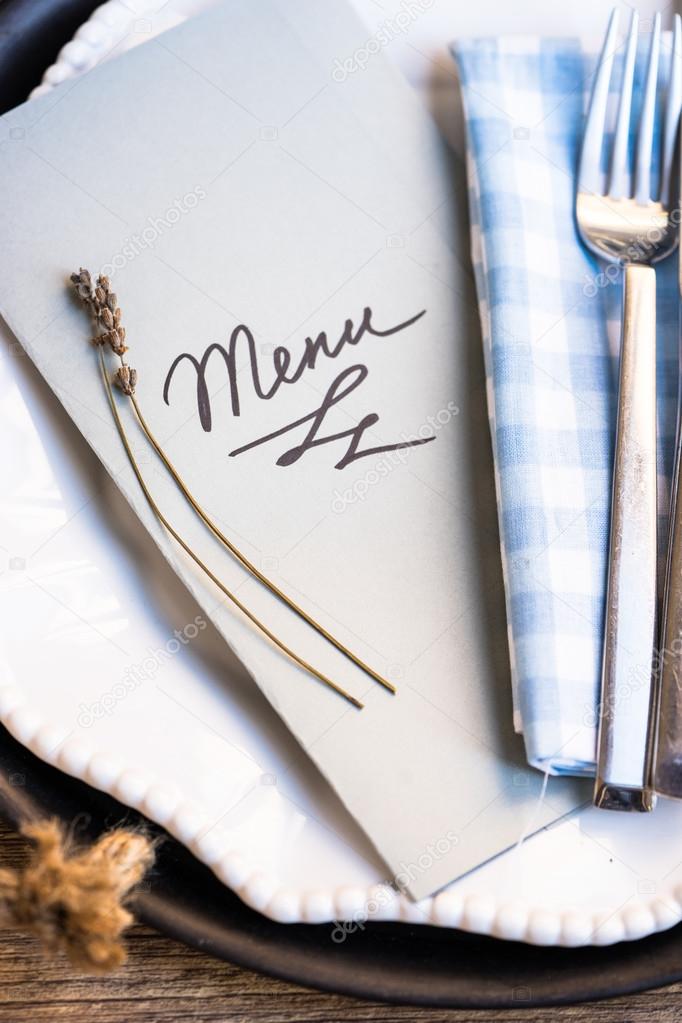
576, 9, 682, 811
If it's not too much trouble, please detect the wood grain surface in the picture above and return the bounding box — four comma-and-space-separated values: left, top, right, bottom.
0, 819, 677, 1022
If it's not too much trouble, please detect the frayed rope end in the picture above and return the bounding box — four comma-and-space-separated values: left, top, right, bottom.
0, 819, 155, 973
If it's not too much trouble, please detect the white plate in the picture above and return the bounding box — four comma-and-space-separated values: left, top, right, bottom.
4, 0, 682, 948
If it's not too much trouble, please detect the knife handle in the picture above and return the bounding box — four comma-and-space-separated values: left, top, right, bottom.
594, 264, 657, 812
654, 424, 682, 798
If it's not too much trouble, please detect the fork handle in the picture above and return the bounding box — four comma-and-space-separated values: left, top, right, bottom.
594, 263, 657, 812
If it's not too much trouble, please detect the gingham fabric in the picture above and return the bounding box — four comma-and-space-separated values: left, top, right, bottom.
452, 37, 679, 774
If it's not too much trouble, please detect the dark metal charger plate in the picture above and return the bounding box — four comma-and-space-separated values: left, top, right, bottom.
2, 0, 682, 1008
4, 721, 682, 1009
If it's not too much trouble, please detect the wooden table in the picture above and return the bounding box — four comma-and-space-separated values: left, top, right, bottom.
0, 822, 678, 1022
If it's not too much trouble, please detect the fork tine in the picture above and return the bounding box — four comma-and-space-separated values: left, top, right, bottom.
660, 13, 682, 205
634, 12, 661, 204
609, 10, 638, 199
578, 8, 619, 195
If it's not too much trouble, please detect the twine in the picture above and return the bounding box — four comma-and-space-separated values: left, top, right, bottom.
0, 819, 155, 972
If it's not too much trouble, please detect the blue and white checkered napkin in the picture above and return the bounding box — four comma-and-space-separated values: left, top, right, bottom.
452, 36, 679, 775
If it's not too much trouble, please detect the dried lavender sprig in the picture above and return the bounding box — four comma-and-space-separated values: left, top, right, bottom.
71, 269, 362, 708
71, 268, 395, 696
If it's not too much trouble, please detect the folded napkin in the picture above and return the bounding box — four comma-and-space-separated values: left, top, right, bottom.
452, 36, 679, 775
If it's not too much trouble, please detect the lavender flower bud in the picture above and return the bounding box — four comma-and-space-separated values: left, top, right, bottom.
115, 366, 137, 396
